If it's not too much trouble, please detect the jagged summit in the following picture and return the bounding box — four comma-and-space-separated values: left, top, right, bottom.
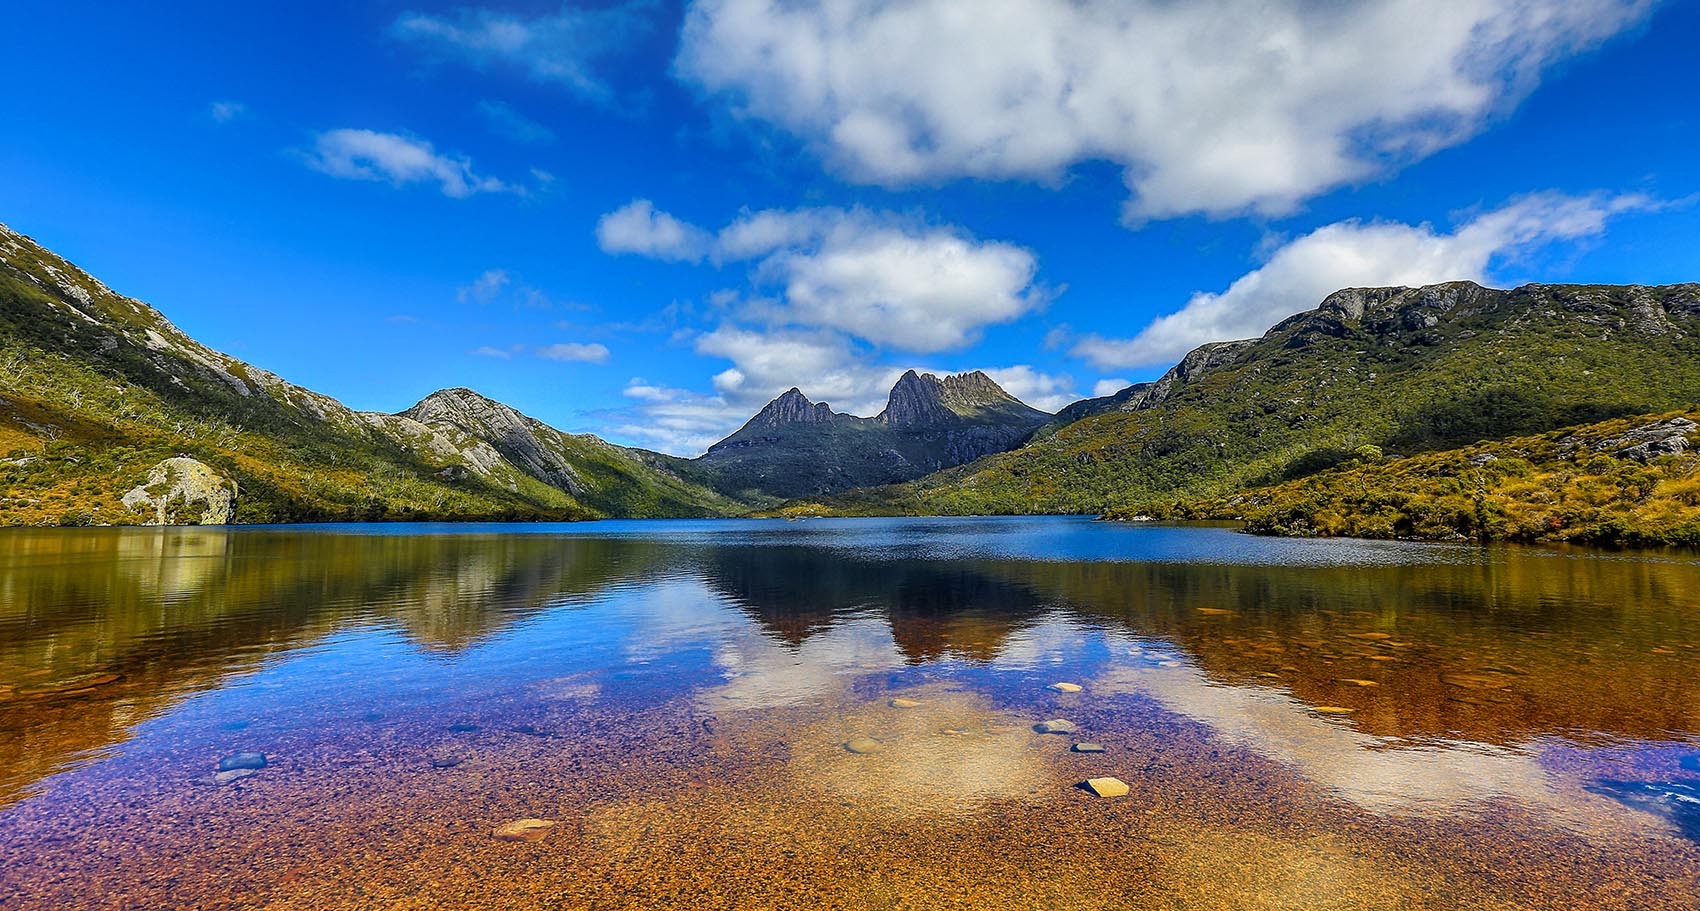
880, 369, 1044, 426
748, 387, 838, 428
697, 369, 1052, 499
881, 371, 954, 426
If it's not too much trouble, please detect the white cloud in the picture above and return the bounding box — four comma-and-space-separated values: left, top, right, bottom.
393, 1, 657, 103
979, 366, 1076, 413
457, 269, 511, 305
696, 326, 906, 415
304, 129, 514, 198
477, 99, 555, 144
754, 213, 1042, 352
470, 345, 512, 359
677, 0, 1652, 220
1073, 191, 1657, 369
597, 199, 715, 263
599, 203, 1045, 353
538, 342, 611, 364
1092, 378, 1131, 398
208, 101, 247, 123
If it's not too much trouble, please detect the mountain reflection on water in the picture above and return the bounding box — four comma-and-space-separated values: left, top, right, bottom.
1, 518, 1698, 910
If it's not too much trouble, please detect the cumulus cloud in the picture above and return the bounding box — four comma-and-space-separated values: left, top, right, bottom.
392, 1, 657, 103
597, 199, 715, 263
677, 0, 1652, 220
599, 202, 1045, 352
304, 129, 514, 198
1073, 191, 1658, 369
538, 341, 611, 363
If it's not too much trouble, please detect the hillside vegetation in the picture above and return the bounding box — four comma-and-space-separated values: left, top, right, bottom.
775, 282, 1700, 518
1115, 410, 1700, 547
0, 223, 736, 525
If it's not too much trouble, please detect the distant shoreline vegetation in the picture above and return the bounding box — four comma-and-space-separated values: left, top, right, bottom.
1111, 410, 1700, 549
5, 220, 1700, 548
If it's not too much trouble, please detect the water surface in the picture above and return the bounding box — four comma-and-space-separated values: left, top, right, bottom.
1, 518, 1698, 909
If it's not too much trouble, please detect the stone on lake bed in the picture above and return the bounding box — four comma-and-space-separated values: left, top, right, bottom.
1034, 719, 1078, 734
1337, 678, 1380, 687
1310, 706, 1356, 715
492, 818, 555, 842
1046, 682, 1083, 693
1072, 743, 1106, 753
217, 752, 267, 772
845, 738, 883, 754
888, 698, 922, 708
213, 768, 259, 785
1084, 777, 1129, 798
448, 723, 480, 732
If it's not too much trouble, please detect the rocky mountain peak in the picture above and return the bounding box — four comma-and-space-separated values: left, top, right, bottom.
881, 370, 954, 426
402, 387, 527, 435
750, 387, 836, 428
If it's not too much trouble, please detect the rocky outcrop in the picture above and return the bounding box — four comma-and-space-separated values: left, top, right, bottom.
1561, 417, 1697, 463
121, 458, 236, 525
402, 387, 590, 495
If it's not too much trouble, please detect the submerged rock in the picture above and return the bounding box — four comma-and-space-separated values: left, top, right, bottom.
213, 768, 259, 785
1084, 777, 1130, 798
1034, 720, 1078, 734
1310, 706, 1355, 715
888, 698, 922, 708
1072, 743, 1106, 753
844, 738, 883, 754
1046, 683, 1083, 693
492, 818, 555, 842
217, 752, 267, 772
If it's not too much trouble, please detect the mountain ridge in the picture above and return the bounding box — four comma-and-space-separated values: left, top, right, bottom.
0, 222, 743, 523
695, 368, 1052, 500
772, 279, 1700, 517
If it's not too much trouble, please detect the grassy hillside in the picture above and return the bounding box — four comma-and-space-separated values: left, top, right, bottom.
1114, 409, 1700, 547
775, 282, 1700, 517
0, 223, 737, 525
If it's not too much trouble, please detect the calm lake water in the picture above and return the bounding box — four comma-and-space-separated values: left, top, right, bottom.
1, 517, 1698, 910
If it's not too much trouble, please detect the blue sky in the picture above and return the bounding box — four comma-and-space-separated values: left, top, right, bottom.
2, 0, 1696, 454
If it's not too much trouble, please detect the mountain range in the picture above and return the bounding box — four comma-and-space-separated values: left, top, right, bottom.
0, 222, 1050, 524
3, 219, 1697, 535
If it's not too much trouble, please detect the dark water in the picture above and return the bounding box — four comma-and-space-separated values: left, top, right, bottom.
1, 518, 1698, 910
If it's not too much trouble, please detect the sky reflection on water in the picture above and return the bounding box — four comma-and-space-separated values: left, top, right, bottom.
1, 518, 1698, 909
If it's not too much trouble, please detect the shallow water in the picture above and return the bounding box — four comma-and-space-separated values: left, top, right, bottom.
1, 517, 1698, 910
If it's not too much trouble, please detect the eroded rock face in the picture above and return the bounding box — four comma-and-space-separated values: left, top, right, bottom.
121, 457, 236, 525
1559, 417, 1698, 463
1602, 418, 1698, 463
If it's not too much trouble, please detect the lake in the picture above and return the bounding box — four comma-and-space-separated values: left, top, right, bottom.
1, 517, 1697, 910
